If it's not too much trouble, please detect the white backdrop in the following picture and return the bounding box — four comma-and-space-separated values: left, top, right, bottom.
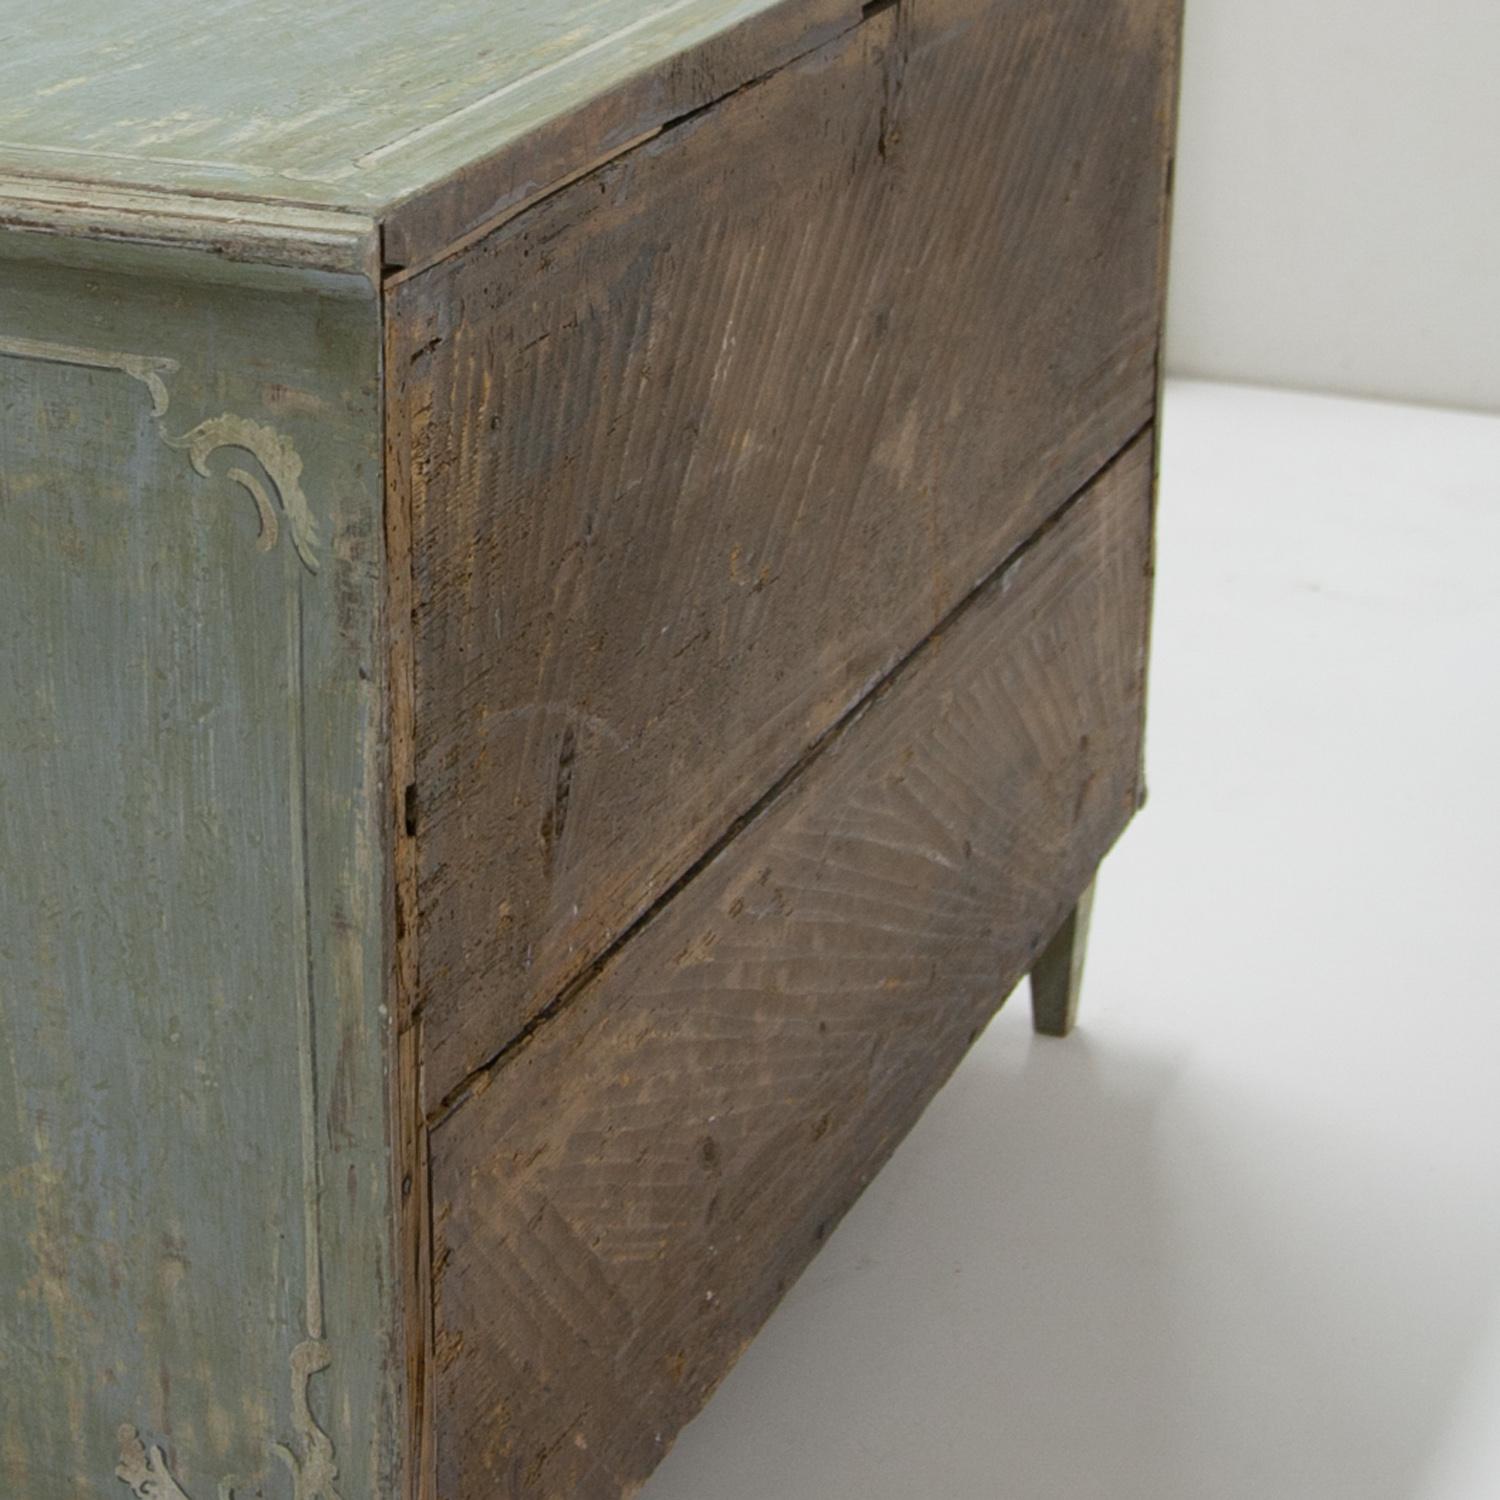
1166, 0, 1500, 413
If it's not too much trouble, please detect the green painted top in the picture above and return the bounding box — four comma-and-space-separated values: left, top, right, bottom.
0, 0, 845, 269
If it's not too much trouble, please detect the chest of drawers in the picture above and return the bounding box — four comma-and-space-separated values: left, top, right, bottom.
0, 2, 1180, 1495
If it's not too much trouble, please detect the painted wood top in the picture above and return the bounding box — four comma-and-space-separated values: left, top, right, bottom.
0, 0, 841, 261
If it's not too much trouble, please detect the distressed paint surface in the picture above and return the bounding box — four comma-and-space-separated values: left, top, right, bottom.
0, 234, 396, 1500
0, 0, 840, 208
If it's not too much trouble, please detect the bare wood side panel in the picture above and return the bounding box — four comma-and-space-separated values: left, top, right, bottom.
389, 0, 1179, 1107
429, 436, 1155, 1500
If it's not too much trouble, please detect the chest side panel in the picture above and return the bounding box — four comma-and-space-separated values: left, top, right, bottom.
388, 0, 1179, 1109
0, 240, 398, 1500
430, 433, 1155, 1500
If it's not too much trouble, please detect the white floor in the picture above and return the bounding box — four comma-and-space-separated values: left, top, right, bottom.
644, 381, 1500, 1500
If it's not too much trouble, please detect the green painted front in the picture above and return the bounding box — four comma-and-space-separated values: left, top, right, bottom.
0, 236, 398, 1498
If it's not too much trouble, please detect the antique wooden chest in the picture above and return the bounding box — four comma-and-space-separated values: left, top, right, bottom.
0, 1, 1181, 1496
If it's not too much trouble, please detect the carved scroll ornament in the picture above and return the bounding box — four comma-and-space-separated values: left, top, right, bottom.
0, 336, 320, 572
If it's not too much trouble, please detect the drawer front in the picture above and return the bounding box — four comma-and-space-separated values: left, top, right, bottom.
427, 436, 1153, 1500
387, 0, 1179, 1106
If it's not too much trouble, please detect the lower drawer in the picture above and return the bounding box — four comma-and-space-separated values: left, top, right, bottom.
426, 434, 1154, 1499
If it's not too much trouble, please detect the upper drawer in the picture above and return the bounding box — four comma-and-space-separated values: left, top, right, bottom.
387, 0, 1179, 1108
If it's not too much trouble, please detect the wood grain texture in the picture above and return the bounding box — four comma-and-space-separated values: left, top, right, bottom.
428, 434, 1155, 1500
0, 232, 399, 1500
388, 0, 1179, 1109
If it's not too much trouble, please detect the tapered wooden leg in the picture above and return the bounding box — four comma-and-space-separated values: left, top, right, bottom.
1030, 880, 1096, 1037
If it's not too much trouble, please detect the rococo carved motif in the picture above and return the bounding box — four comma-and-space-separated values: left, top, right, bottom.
0, 336, 320, 572
114, 1338, 342, 1500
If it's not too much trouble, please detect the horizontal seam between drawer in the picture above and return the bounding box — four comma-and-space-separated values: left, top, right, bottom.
427, 415, 1154, 1133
